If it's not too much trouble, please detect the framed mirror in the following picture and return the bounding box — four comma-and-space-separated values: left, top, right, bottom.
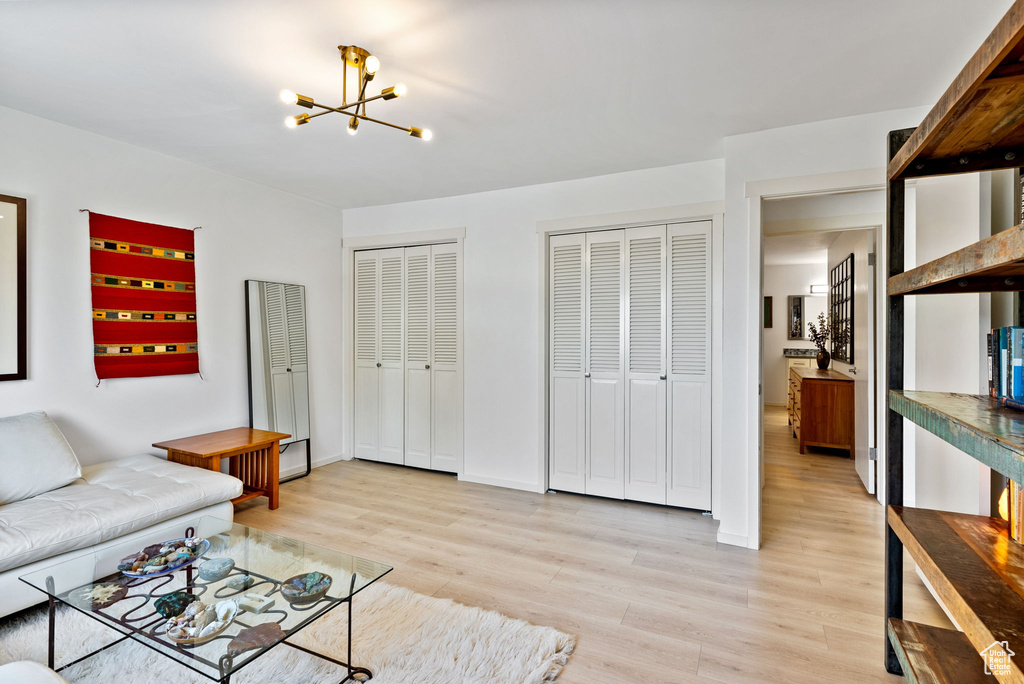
245, 280, 311, 481
0, 193, 26, 381
787, 295, 804, 340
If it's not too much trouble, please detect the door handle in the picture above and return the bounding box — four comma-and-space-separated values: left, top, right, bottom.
376, 362, 381, 368
660, 374, 667, 380
286, 368, 292, 373
584, 372, 591, 378
425, 364, 431, 370
848, 367, 858, 375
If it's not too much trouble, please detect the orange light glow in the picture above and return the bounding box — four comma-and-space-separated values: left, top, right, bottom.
1000, 486, 1010, 522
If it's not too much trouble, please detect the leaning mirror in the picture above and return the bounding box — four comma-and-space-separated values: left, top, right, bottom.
245, 280, 311, 480
0, 193, 26, 381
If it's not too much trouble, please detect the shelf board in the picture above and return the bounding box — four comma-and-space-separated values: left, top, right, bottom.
888, 1, 1024, 180
888, 506, 1024, 683
887, 619, 988, 684
889, 390, 1024, 484
888, 225, 1024, 295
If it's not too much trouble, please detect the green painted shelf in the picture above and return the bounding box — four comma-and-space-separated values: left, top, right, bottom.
889, 390, 1024, 485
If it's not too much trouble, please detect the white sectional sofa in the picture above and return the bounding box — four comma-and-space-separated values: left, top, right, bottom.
0, 412, 242, 618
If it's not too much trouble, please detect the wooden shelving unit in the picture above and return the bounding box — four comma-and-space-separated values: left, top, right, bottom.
886, 2, 1024, 680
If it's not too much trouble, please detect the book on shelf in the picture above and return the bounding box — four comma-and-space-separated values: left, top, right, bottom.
988, 327, 1024, 403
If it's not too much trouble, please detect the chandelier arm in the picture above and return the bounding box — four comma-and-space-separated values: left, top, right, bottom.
300, 101, 414, 133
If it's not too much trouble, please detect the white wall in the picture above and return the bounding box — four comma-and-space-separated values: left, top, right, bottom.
762, 263, 825, 405
0, 105, 345, 475
723, 105, 931, 548
911, 174, 991, 514
342, 160, 724, 492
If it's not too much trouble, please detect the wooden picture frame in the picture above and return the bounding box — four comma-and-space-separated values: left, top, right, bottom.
787, 295, 804, 340
764, 296, 773, 328
0, 193, 26, 382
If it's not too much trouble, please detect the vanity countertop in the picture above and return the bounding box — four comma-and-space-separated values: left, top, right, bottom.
783, 348, 818, 358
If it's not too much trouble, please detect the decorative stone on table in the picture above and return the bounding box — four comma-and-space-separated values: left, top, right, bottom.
237, 593, 274, 614
118, 537, 206, 575
165, 598, 238, 643
226, 574, 255, 591
281, 571, 332, 604
67, 579, 130, 610
227, 622, 286, 657
155, 591, 199, 619
198, 557, 235, 581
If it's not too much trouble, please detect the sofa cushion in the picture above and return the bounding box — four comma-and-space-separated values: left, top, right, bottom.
0, 661, 68, 684
0, 412, 81, 506
0, 454, 241, 573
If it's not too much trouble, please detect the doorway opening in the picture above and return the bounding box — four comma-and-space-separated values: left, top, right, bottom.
760, 190, 884, 511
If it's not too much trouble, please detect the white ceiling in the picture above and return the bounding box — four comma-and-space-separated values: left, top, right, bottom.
0, 0, 1013, 209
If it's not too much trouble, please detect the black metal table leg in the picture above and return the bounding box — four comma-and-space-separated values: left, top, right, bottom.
46, 575, 56, 670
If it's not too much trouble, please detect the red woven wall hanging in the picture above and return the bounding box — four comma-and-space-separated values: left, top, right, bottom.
88, 212, 200, 380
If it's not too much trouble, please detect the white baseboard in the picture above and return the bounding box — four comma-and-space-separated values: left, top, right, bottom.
457, 472, 543, 493
717, 530, 757, 549
279, 453, 347, 479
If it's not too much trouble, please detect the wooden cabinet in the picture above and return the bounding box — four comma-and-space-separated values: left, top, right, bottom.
788, 367, 854, 455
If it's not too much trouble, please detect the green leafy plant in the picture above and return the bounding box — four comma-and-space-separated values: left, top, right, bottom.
807, 311, 849, 354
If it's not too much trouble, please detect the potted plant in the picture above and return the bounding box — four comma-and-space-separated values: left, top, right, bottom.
807, 312, 849, 370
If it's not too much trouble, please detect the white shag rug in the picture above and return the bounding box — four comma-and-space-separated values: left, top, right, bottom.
0, 543, 574, 684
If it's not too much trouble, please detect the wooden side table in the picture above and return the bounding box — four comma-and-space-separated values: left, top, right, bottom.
153, 427, 291, 510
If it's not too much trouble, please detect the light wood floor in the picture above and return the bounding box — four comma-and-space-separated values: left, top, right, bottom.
235, 407, 951, 683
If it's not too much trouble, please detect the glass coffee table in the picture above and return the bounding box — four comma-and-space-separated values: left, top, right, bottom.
20, 516, 392, 683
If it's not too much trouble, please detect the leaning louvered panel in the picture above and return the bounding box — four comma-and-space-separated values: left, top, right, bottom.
380, 253, 404, 364
263, 282, 289, 373
627, 236, 665, 374
284, 284, 307, 368
405, 252, 430, 364
355, 254, 378, 363
670, 231, 710, 378
588, 239, 623, 374
432, 251, 459, 365
552, 243, 584, 373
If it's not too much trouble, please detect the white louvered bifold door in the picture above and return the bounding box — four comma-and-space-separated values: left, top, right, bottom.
624, 225, 668, 504
666, 221, 712, 510
548, 233, 586, 493
404, 245, 432, 469
584, 231, 625, 499
430, 242, 462, 473
283, 284, 310, 443
377, 248, 406, 464
262, 281, 297, 441
354, 251, 381, 460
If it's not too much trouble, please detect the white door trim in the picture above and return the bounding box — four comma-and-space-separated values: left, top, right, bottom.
536, 201, 724, 514
748, 167, 887, 551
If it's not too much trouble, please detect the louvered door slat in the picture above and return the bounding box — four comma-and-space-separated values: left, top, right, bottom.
628, 236, 664, 374
671, 232, 710, 377
404, 245, 432, 468
263, 282, 288, 372
284, 284, 307, 368
405, 252, 430, 364
380, 254, 404, 364
355, 256, 378, 363
552, 244, 584, 373
433, 251, 458, 366
588, 239, 622, 374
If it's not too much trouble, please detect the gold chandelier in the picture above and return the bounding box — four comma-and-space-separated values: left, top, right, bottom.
279, 45, 432, 141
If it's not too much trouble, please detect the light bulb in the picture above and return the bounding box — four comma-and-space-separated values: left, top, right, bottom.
279, 89, 298, 105
285, 113, 309, 128
365, 55, 380, 75
394, 83, 407, 97
408, 126, 432, 140
348, 116, 359, 135
284, 115, 298, 129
